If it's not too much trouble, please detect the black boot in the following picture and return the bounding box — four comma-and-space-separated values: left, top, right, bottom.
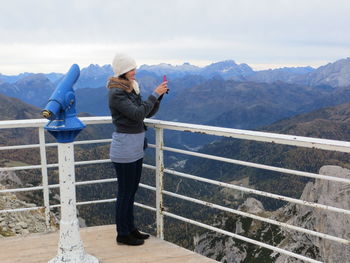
117, 234, 144, 246
131, 229, 150, 240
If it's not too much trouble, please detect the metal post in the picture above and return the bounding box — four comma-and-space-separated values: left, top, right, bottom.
155, 127, 164, 239
39, 127, 51, 230
49, 143, 98, 263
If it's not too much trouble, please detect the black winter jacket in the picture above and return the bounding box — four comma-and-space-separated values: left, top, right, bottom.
108, 77, 160, 133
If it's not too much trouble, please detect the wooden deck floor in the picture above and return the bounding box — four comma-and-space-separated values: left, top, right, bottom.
0, 224, 218, 263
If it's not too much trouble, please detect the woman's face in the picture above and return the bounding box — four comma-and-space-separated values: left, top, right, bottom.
125, 69, 136, 81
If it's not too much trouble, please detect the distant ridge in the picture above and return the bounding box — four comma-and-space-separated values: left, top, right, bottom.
139, 60, 254, 79
263, 100, 350, 140
306, 57, 350, 87
0, 74, 55, 108
0, 93, 42, 147
1, 57, 350, 90
0, 93, 40, 120
183, 100, 350, 206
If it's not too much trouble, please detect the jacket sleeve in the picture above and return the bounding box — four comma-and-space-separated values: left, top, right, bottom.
146, 100, 160, 118
109, 89, 158, 121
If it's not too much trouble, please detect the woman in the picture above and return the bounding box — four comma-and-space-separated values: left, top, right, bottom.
107, 53, 168, 246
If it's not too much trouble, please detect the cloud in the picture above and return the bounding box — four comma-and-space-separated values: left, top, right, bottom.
1, 0, 350, 74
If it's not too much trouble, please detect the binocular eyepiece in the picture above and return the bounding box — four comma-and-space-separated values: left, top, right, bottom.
41, 109, 52, 119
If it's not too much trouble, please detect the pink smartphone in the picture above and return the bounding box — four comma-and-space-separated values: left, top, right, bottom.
163, 75, 168, 93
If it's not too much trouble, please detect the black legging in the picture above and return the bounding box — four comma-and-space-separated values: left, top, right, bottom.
113, 158, 143, 236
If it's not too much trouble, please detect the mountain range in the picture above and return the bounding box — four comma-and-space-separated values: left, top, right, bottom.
0, 56, 349, 92
1, 57, 350, 151
1, 65, 350, 261
0, 57, 349, 102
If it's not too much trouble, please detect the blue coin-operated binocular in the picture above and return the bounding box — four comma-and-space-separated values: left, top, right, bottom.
41, 64, 86, 143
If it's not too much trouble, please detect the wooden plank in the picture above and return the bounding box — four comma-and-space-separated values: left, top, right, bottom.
0, 225, 218, 263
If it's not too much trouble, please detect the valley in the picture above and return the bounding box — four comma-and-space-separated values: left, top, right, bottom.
1, 57, 350, 262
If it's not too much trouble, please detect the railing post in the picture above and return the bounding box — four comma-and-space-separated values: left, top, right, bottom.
49, 143, 98, 263
155, 127, 164, 239
39, 127, 51, 231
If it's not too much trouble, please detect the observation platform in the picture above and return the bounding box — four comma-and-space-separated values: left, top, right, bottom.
0, 224, 217, 263
1, 117, 350, 263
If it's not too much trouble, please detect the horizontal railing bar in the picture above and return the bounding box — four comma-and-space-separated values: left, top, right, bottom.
163, 190, 350, 245
48, 184, 59, 189
0, 143, 55, 151
80, 116, 112, 125
74, 139, 112, 145
0, 185, 44, 194
140, 183, 156, 192
135, 202, 157, 212
0, 206, 43, 214
0, 117, 112, 129
49, 200, 118, 209
0, 119, 47, 129
146, 119, 350, 153
0, 179, 156, 212
0, 176, 156, 197
0, 164, 56, 171
148, 143, 155, 148
0, 139, 111, 151
0, 199, 156, 214
163, 146, 350, 184
78, 200, 156, 213
75, 159, 111, 166
75, 178, 117, 186
164, 168, 350, 216
0, 159, 155, 173
143, 163, 156, 170
0, 159, 111, 172
49, 199, 157, 213
50, 199, 118, 209
78, 200, 157, 213
74, 178, 156, 192
77, 198, 116, 206
0, 165, 37, 171
163, 211, 322, 263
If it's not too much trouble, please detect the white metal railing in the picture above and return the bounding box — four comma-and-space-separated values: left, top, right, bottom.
1, 117, 350, 263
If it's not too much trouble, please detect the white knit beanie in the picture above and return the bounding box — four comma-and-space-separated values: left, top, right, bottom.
112, 53, 137, 77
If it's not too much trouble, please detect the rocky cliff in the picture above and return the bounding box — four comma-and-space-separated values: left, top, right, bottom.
0, 182, 58, 237
273, 165, 350, 263
194, 165, 350, 263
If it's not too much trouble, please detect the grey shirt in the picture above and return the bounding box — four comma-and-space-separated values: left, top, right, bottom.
109, 131, 145, 163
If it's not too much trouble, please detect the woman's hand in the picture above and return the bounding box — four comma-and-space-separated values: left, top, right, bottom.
154, 81, 168, 95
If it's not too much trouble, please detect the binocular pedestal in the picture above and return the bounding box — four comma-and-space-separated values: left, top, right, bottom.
49, 143, 98, 263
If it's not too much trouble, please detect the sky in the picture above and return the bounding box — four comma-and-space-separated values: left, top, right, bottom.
1, 0, 350, 75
